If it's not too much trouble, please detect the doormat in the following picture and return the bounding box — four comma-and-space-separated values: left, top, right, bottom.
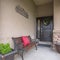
38, 44, 51, 47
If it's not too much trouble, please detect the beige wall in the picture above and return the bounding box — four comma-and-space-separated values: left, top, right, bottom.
37, 2, 53, 17
0, 0, 36, 48
54, 0, 60, 31
0, 0, 2, 42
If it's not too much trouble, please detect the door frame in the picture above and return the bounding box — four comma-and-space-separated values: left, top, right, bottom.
36, 16, 54, 42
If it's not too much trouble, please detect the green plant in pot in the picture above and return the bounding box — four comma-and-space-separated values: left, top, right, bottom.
0, 43, 16, 60
0, 43, 12, 55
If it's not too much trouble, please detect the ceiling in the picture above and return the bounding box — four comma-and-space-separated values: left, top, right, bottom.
33, 0, 53, 6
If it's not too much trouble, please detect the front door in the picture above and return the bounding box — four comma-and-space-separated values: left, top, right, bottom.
36, 16, 53, 42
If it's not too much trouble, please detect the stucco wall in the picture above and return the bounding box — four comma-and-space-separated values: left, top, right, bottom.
54, 0, 60, 32
0, 0, 36, 48
0, 0, 2, 42
37, 2, 53, 17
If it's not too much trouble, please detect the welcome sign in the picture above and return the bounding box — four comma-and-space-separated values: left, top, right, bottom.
15, 5, 29, 18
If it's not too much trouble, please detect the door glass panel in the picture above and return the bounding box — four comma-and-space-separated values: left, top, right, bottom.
37, 20, 40, 38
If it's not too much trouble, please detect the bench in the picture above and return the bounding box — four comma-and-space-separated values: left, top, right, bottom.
12, 36, 37, 60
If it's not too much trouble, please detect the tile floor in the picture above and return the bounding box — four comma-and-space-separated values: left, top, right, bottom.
15, 46, 60, 60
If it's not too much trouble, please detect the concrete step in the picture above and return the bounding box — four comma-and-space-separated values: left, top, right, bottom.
38, 41, 52, 45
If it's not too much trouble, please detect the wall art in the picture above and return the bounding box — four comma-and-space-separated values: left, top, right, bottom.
15, 5, 29, 18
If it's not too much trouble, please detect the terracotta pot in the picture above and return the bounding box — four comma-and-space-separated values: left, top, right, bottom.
55, 44, 60, 53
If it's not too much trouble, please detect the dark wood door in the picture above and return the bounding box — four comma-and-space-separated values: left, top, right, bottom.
36, 16, 53, 42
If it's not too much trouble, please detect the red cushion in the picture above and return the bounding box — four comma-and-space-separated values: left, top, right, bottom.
21, 36, 30, 47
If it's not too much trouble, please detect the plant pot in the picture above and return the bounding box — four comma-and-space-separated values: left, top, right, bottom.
55, 44, 60, 53
0, 50, 17, 60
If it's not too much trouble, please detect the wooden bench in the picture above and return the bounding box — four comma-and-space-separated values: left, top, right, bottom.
12, 36, 37, 60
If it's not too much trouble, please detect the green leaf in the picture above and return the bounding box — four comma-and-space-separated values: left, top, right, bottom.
0, 43, 12, 54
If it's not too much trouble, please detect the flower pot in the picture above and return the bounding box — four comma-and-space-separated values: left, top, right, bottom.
55, 44, 60, 53
0, 50, 17, 60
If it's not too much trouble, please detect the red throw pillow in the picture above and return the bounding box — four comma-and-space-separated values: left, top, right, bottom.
21, 36, 30, 47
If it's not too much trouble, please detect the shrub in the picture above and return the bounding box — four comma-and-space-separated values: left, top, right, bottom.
0, 43, 12, 55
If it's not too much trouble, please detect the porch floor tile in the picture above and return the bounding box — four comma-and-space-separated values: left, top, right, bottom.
15, 46, 60, 60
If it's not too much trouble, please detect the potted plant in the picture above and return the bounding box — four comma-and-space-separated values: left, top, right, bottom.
0, 43, 17, 60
